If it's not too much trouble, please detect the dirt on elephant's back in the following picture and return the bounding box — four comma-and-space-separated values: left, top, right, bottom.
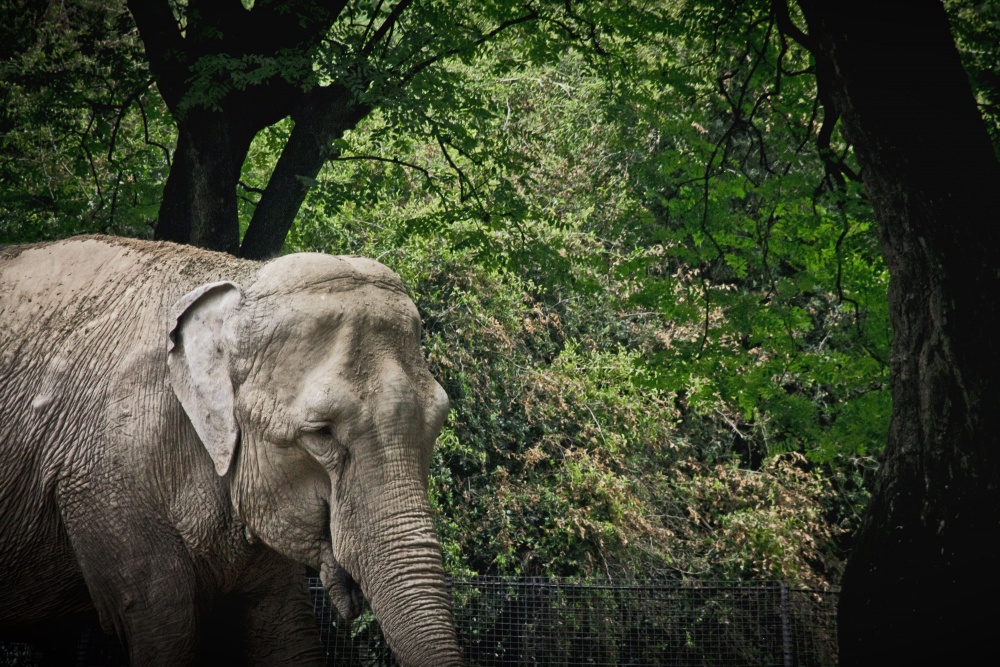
2, 235, 261, 299
89, 235, 260, 286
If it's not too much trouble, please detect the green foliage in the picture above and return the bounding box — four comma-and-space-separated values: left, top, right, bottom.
657, 453, 841, 589
0, 1, 168, 243
947, 0, 1000, 153
597, 0, 891, 464
1, 0, 933, 590
282, 15, 890, 585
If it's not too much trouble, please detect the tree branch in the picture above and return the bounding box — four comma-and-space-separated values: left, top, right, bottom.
239, 84, 371, 259
331, 154, 434, 184
770, 0, 814, 52
136, 93, 172, 168
79, 111, 104, 210
239, 180, 266, 195
549, 1, 607, 56
362, 0, 414, 56
361, 0, 387, 48
242, 0, 350, 56
126, 0, 188, 112
435, 134, 489, 222
402, 11, 539, 85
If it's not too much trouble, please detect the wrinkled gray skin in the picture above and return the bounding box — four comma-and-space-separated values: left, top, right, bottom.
0, 236, 460, 666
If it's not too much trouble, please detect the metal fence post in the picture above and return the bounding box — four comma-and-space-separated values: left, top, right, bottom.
781, 581, 792, 667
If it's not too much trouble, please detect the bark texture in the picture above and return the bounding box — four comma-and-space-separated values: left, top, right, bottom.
156, 110, 254, 255
127, 0, 368, 258
239, 85, 369, 261
795, 1, 1000, 663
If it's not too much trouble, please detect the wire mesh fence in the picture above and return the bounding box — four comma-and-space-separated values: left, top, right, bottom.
3, 577, 838, 666
314, 577, 838, 667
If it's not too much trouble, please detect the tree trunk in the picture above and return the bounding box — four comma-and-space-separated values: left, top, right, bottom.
239, 85, 369, 260
155, 109, 253, 255
795, 1, 1000, 663
129, 0, 359, 259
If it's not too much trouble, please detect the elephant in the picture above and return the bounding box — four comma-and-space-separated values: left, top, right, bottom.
0, 236, 461, 666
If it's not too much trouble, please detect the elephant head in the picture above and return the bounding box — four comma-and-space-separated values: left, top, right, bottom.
166, 254, 460, 667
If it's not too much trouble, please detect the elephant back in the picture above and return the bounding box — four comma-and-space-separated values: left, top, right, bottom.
0, 236, 259, 605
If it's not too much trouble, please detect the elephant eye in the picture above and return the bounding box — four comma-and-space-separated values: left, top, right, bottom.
300, 423, 347, 471
302, 422, 334, 438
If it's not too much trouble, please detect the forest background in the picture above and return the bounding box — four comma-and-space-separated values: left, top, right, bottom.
1, 0, 996, 600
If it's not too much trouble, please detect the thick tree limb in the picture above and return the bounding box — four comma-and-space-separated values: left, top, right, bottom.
126, 0, 188, 112
770, 0, 814, 52
129, 0, 352, 252
239, 84, 371, 259
156, 109, 253, 253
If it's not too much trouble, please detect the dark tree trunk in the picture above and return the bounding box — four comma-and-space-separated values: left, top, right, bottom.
155, 110, 254, 255
795, 1, 1000, 663
127, 0, 529, 258
128, 0, 360, 259
239, 86, 370, 260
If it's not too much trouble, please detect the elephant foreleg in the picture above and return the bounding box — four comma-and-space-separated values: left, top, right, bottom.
232, 551, 325, 666
63, 514, 203, 665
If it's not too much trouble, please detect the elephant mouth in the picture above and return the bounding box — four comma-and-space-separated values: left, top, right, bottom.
321, 555, 364, 621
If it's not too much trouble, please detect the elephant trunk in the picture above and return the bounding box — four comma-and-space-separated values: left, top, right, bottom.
349, 501, 461, 667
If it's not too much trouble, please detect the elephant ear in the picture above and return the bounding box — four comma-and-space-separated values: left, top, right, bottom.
167, 281, 242, 476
